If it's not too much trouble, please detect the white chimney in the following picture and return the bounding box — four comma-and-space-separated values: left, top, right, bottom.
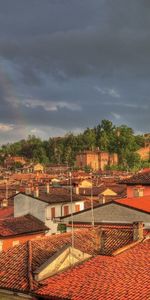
133, 221, 144, 241
1, 198, 8, 208
102, 196, 105, 204
25, 185, 32, 195
46, 183, 50, 194
34, 186, 39, 198
75, 186, 79, 195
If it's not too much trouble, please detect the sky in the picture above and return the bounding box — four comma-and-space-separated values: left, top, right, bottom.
0, 0, 150, 144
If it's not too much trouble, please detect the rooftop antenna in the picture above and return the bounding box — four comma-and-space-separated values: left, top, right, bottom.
4, 177, 8, 207
69, 171, 74, 249
90, 172, 95, 227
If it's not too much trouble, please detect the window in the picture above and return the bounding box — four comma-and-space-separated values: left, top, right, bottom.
1, 199, 8, 208
133, 188, 144, 197
64, 205, 69, 216
13, 240, 19, 247
139, 188, 144, 197
51, 207, 55, 219
75, 204, 80, 212
0, 241, 3, 252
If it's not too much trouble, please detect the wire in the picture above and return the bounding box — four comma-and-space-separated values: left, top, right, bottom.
90, 172, 95, 227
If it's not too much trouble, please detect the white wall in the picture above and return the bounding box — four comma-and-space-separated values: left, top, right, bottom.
14, 194, 84, 234
14, 194, 46, 222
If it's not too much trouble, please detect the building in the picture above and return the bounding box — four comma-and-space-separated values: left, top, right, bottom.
136, 133, 150, 160
45, 163, 69, 174
59, 196, 150, 225
14, 186, 85, 234
144, 133, 150, 147
136, 146, 150, 160
73, 181, 126, 206
76, 149, 118, 171
0, 214, 48, 251
4, 156, 27, 168
0, 224, 149, 299
120, 168, 150, 197
21, 163, 44, 173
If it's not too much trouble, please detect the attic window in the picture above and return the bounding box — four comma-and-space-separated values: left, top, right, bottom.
34, 245, 91, 282
133, 188, 144, 197
0, 241, 3, 252
1, 199, 8, 208
13, 240, 19, 247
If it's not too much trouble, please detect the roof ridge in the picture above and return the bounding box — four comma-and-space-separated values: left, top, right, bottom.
27, 240, 33, 291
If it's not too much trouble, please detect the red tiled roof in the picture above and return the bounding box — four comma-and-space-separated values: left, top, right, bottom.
23, 187, 84, 204
66, 223, 133, 229
79, 184, 126, 197
10, 173, 52, 181
115, 195, 150, 213
0, 214, 48, 237
0, 226, 134, 294
120, 170, 150, 185
36, 239, 150, 300
0, 229, 98, 293
0, 207, 14, 220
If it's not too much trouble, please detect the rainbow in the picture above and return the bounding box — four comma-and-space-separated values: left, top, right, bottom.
0, 60, 28, 139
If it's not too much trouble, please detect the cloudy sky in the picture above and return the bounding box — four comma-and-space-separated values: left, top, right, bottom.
0, 0, 150, 144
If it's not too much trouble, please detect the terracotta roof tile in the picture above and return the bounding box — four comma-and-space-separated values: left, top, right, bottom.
79, 184, 126, 197
0, 243, 30, 292
100, 227, 133, 255
0, 229, 98, 292
121, 170, 150, 185
0, 207, 14, 220
0, 226, 148, 299
36, 239, 150, 300
115, 195, 150, 213
0, 214, 48, 237
23, 187, 84, 204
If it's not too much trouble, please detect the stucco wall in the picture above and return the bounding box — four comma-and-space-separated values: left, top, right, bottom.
14, 194, 46, 222
127, 185, 150, 198
14, 194, 84, 234
61, 203, 150, 224
0, 233, 45, 252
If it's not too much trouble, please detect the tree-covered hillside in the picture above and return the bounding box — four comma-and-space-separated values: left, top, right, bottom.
0, 120, 149, 171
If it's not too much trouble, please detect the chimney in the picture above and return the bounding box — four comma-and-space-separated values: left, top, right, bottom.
95, 227, 105, 254
74, 186, 79, 195
1, 198, 8, 208
25, 184, 32, 195
102, 195, 105, 204
46, 182, 50, 194
34, 186, 39, 198
133, 222, 144, 241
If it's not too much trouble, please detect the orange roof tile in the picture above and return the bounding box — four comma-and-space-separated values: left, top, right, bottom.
0, 207, 14, 219
115, 195, 150, 213
0, 229, 98, 293
0, 214, 48, 237
121, 169, 150, 185
0, 226, 134, 294
36, 239, 150, 300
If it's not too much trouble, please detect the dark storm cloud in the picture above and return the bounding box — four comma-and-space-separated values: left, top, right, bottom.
0, 0, 150, 143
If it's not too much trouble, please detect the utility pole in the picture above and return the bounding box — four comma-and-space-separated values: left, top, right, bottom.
69, 171, 74, 249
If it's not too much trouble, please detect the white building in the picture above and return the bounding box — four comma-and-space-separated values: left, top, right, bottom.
14, 186, 85, 234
